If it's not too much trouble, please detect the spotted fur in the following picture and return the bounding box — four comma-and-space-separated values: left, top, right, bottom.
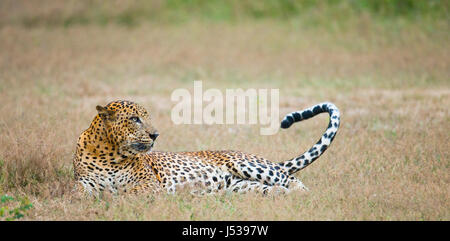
73, 100, 340, 195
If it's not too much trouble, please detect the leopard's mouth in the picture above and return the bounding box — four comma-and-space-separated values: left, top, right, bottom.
131, 142, 154, 152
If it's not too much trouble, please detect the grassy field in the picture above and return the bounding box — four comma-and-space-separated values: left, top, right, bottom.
0, 1, 449, 220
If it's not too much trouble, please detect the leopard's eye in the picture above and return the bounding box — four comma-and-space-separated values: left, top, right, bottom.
130, 117, 141, 123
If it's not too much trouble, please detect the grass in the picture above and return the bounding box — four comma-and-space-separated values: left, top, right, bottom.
0, 1, 449, 220
1, 0, 448, 28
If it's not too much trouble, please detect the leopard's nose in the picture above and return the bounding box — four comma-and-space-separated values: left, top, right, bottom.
149, 132, 159, 141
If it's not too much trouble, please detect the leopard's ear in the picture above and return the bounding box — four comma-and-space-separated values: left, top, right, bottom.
96, 105, 116, 121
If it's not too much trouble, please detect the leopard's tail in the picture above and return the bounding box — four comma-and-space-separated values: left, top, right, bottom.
279, 102, 340, 175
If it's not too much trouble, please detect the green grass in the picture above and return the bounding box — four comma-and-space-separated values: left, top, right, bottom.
0, 194, 33, 221
1, 0, 448, 29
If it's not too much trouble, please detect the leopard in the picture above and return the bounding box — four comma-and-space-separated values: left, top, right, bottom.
73, 100, 340, 195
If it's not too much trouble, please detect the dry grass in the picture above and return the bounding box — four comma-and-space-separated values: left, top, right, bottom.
0, 8, 449, 220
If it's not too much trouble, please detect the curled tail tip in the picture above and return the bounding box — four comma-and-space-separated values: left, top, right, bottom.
281, 102, 340, 130
280, 119, 293, 129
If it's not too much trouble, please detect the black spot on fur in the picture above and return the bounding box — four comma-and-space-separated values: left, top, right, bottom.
286, 115, 294, 123
313, 106, 322, 114
302, 110, 313, 119
293, 112, 301, 122
225, 176, 232, 186
243, 171, 251, 178
281, 119, 292, 129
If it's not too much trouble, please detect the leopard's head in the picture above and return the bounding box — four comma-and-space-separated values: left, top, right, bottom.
96, 100, 159, 156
